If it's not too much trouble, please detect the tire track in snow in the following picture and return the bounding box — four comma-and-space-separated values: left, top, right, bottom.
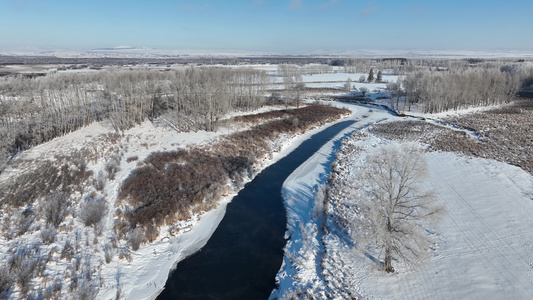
428, 155, 533, 298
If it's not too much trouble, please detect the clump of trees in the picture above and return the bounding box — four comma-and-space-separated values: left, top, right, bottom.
401, 66, 522, 113
0, 67, 271, 167
278, 64, 305, 107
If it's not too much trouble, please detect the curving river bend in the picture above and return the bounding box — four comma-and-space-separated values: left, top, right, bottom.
156, 120, 356, 300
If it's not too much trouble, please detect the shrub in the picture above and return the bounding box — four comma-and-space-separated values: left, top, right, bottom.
40, 226, 57, 245
0, 266, 13, 299
103, 244, 113, 264
128, 228, 143, 251
8, 247, 41, 297
105, 155, 121, 180
60, 240, 75, 261
79, 196, 108, 229
72, 279, 98, 300
93, 170, 106, 191
143, 224, 159, 243
126, 156, 138, 163
40, 192, 70, 228
14, 206, 35, 236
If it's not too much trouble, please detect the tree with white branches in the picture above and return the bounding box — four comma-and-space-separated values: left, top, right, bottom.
350, 144, 444, 272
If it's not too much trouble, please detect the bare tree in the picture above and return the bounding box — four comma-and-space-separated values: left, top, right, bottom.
350, 144, 444, 272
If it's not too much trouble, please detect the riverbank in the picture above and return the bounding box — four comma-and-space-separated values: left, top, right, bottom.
270, 102, 394, 299
271, 104, 533, 299
98, 104, 354, 300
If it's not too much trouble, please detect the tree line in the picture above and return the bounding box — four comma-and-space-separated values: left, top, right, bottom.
0, 67, 271, 168
393, 62, 533, 113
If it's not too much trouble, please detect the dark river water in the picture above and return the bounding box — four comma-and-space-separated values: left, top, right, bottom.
156, 120, 355, 300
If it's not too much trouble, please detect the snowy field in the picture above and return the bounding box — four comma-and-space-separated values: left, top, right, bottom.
3, 62, 532, 299
269, 71, 397, 91
271, 110, 533, 299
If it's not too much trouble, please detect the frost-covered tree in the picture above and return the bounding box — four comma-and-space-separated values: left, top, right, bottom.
344, 77, 352, 92
278, 64, 305, 107
367, 68, 374, 82
376, 70, 383, 83
359, 87, 369, 97
351, 144, 444, 272
386, 81, 401, 110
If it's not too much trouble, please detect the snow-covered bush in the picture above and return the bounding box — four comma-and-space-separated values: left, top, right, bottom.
60, 240, 75, 261
14, 207, 35, 237
103, 244, 113, 264
40, 226, 57, 245
40, 192, 70, 228
8, 246, 42, 297
79, 196, 108, 229
0, 266, 13, 299
72, 279, 98, 300
128, 227, 144, 251
105, 155, 121, 180
93, 170, 107, 191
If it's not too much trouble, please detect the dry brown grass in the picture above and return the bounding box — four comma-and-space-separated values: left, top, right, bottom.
118, 104, 350, 230
370, 100, 533, 174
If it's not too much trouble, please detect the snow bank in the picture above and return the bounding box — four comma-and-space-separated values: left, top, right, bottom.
271, 104, 394, 298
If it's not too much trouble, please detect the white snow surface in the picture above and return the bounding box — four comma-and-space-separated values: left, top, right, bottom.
0, 103, 349, 300
3, 62, 532, 298
271, 115, 533, 299
271, 103, 393, 299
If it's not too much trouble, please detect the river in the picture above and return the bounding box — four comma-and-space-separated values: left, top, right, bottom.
156, 120, 356, 300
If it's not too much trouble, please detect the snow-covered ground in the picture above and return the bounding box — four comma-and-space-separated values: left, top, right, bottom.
5, 62, 532, 299
271, 112, 533, 299
269, 71, 397, 92
270, 103, 394, 299
0, 101, 354, 299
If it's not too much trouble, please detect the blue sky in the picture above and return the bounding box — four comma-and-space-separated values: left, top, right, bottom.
1, 0, 532, 53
